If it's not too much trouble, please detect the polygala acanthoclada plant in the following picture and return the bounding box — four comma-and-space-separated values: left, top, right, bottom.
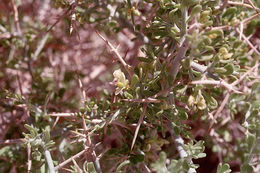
0, 0, 259, 173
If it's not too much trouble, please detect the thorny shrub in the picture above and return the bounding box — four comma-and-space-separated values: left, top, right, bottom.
0, 0, 260, 173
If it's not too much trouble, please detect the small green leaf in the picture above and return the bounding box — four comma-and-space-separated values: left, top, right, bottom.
247, 133, 256, 151
42, 128, 50, 143
188, 5, 202, 22
182, 0, 200, 7
87, 162, 97, 173
129, 154, 145, 165
222, 7, 237, 18
124, 91, 133, 99
169, 9, 179, 22
217, 163, 231, 173
205, 46, 215, 52
116, 160, 130, 173
200, 54, 214, 61
197, 153, 206, 158
156, 109, 164, 116
223, 63, 234, 75
138, 57, 153, 63
151, 152, 168, 173
214, 67, 227, 74
131, 74, 139, 87
206, 29, 224, 38
178, 110, 188, 120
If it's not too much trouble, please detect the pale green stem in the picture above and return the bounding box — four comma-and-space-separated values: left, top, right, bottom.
44, 149, 56, 173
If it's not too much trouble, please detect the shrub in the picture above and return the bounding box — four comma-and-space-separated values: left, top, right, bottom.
0, 0, 260, 172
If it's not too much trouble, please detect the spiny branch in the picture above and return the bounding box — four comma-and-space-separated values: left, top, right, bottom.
131, 104, 147, 150
190, 80, 242, 94
121, 98, 161, 103
95, 30, 133, 78
208, 64, 259, 131
55, 149, 88, 171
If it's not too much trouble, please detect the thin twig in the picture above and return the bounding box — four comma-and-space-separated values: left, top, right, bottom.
47, 2, 76, 33
95, 30, 133, 77
228, 1, 260, 12
155, 86, 176, 100
72, 158, 83, 173
211, 13, 260, 31
80, 99, 102, 173
190, 80, 242, 93
113, 15, 151, 45
77, 75, 86, 105
231, 63, 258, 86
245, 0, 260, 13
235, 28, 260, 56
27, 144, 32, 173
208, 64, 258, 131
121, 98, 161, 103
167, 120, 196, 173
170, 39, 189, 81
208, 92, 231, 132
170, 6, 189, 81
0, 139, 24, 145
49, 112, 77, 117
131, 104, 147, 150
16, 72, 23, 96
51, 117, 60, 130
44, 149, 55, 173
191, 61, 207, 73
10, 0, 21, 36
55, 149, 88, 171
242, 12, 260, 25
32, 33, 50, 61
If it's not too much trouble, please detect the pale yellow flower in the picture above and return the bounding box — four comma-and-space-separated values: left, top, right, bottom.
113, 69, 129, 95
188, 90, 207, 110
